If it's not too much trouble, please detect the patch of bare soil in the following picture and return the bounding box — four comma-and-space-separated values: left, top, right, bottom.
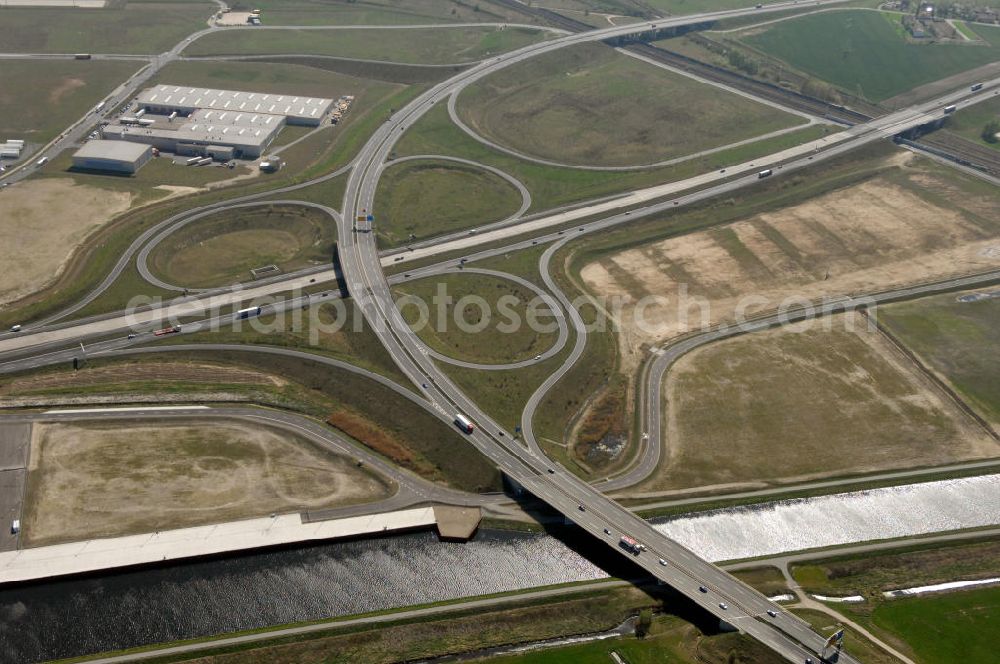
0, 178, 131, 308
22, 419, 393, 546
581, 171, 1000, 371
48, 77, 85, 105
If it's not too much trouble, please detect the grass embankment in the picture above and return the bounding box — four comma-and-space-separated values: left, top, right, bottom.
455, 41, 805, 167
880, 288, 1000, 426
147, 204, 336, 289
740, 10, 1000, 102
792, 536, 1000, 597
22, 418, 392, 546
942, 95, 1000, 152
234, 0, 535, 27
392, 271, 559, 365
0, 1, 212, 54
80, 581, 813, 664
0, 62, 415, 328
396, 93, 834, 213
185, 26, 550, 64
1, 346, 501, 493
375, 159, 522, 246
0, 60, 140, 145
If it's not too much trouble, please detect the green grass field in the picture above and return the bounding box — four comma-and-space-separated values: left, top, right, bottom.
147, 204, 336, 288
393, 272, 560, 365
943, 95, 1000, 152
879, 289, 1000, 425
398, 96, 832, 213
233, 0, 534, 26
872, 586, 1000, 664
185, 26, 549, 64
456, 42, 804, 167
0, 60, 140, 145
0, 1, 213, 54
374, 158, 522, 246
742, 10, 1000, 102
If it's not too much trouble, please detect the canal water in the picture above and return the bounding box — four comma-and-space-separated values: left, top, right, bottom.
1, 474, 997, 663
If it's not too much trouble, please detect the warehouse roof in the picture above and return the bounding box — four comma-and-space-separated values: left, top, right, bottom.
137, 84, 334, 123
73, 140, 151, 161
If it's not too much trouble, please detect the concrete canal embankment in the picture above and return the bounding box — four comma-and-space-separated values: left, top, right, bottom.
0, 505, 482, 585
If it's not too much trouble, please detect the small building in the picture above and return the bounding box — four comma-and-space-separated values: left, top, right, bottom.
72, 140, 153, 174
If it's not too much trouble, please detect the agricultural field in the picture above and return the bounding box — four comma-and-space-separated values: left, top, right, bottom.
871, 585, 1000, 664
21, 418, 393, 546
879, 288, 1000, 426
455, 42, 805, 167
0, 0, 214, 54
185, 26, 551, 64
393, 272, 560, 365
375, 159, 523, 246
233, 0, 536, 26
648, 314, 998, 491
150, 58, 399, 101
579, 150, 1000, 370
942, 94, 1000, 152
740, 10, 1000, 102
147, 204, 336, 288
0, 60, 140, 146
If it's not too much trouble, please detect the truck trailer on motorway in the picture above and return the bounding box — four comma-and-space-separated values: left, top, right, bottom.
757, 169, 773, 179
619, 535, 645, 555
454, 413, 475, 434
153, 326, 181, 336
943, 104, 957, 114
75, 53, 92, 60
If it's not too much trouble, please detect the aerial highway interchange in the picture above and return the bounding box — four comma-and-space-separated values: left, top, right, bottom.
2, 0, 1000, 662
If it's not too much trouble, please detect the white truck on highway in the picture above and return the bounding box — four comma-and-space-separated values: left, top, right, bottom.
454, 413, 475, 434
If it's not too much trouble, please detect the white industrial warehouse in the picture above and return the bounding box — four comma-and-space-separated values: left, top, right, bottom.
72, 140, 153, 174
101, 84, 336, 159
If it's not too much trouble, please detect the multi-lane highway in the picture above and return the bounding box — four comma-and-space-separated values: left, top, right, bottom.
4, 1, 1000, 661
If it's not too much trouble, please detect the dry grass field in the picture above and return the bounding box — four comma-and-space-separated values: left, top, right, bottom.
580, 153, 1000, 370
0, 179, 132, 308
22, 419, 393, 546
646, 314, 999, 492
